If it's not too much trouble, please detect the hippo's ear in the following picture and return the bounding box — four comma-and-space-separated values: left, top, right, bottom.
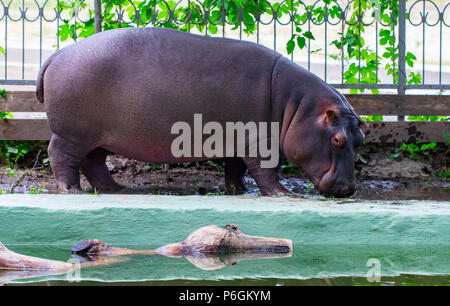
357, 116, 368, 129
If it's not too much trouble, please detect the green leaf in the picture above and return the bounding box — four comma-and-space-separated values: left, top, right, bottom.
303, 31, 315, 40
286, 39, 295, 54
331, 39, 342, 49
208, 24, 218, 35
0, 112, 13, 119
296, 36, 306, 49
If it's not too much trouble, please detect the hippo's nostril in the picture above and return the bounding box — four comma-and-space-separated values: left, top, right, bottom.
339, 185, 355, 197
340, 186, 349, 195
340, 185, 357, 197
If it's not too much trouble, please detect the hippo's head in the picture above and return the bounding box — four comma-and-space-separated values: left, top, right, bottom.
282, 88, 365, 197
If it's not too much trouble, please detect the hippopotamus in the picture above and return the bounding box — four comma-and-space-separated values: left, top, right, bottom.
36, 27, 365, 197
0, 224, 292, 282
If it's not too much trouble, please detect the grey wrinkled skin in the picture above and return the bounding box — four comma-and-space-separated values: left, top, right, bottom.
37, 27, 364, 197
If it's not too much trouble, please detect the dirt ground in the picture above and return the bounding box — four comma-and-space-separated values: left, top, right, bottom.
0, 143, 448, 201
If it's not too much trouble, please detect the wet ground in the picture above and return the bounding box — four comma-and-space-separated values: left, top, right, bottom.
0, 154, 448, 201
0, 167, 449, 201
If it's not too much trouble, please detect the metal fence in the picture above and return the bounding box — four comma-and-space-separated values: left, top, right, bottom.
0, 0, 449, 93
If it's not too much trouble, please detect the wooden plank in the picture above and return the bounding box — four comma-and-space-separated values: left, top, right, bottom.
1, 91, 449, 115
0, 119, 52, 140
1, 119, 448, 143
345, 94, 450, 116
364, 121, 449, 143
0, 91, 44, 112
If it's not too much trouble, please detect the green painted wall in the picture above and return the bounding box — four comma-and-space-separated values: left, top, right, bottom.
0, 195, 449, 283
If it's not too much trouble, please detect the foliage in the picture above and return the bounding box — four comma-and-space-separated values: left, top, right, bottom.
305, 181, 314, 195
0, 141, 49, 168
0, 89, 13, 120
0, 112, 13, 119
57, 0, 272, 40
361, 115, 384, 122
438, 170, 449, 181
390, 142, 437, 160
29, 186, 46, 194
0, 141, 32, 166
407, 116, 449, 122
280, 160, 302, 175
146, 163, 162, 170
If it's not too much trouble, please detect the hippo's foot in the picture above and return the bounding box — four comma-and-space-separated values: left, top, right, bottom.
81, 148, 127, 194
243, 157, 294, 197
87, 183, 127, 194
57, 184, 83, 194
225, 180, 248, 195
49, 134, 89, 194
259, 182, 293, 197
225, 158, 248, 195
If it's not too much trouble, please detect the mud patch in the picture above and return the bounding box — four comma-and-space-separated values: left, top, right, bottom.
0, 153, 448, 201
358, 154, 431, 179
0, 142, 448, 200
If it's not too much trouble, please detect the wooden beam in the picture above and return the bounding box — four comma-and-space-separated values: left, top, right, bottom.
1, 91, 450, 116
345, 94, 450, 116
364, 121, 449, 143
0, 119, 52, 140
0, 91, 43, 112
1, 119, 448, 143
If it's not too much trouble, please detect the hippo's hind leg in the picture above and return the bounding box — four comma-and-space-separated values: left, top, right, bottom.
80, 148, 125, 193
48, 134, 89, 193
243, 157, 291, 196
225, 157, 248, 195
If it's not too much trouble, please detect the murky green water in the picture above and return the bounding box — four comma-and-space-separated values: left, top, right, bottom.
1, 195, 449, 286
2, 243, 449, 285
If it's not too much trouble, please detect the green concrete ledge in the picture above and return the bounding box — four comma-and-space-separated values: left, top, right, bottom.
0, 195, 449, 283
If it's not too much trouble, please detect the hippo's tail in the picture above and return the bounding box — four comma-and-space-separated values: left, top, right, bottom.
36, 51, 60, 103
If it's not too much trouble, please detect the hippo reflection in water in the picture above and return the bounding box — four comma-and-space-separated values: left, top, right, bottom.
0, 224, 292, 283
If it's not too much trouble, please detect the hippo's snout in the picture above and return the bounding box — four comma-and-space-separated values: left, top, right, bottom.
319, 180, 356, 198
318, 166, 356, 198
339, 184, 356, 197
330, 183, 356, 198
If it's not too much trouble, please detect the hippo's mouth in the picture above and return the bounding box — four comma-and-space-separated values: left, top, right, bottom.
316, 150, 335, 194
301, 163, 333, 194
317, 165, 336, 194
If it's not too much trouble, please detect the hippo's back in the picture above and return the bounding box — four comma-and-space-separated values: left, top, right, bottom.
42, 27, 280, 162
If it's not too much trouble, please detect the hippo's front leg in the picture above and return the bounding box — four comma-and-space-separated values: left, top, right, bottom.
243, 157, 291, 196
225, 158, 248, 195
